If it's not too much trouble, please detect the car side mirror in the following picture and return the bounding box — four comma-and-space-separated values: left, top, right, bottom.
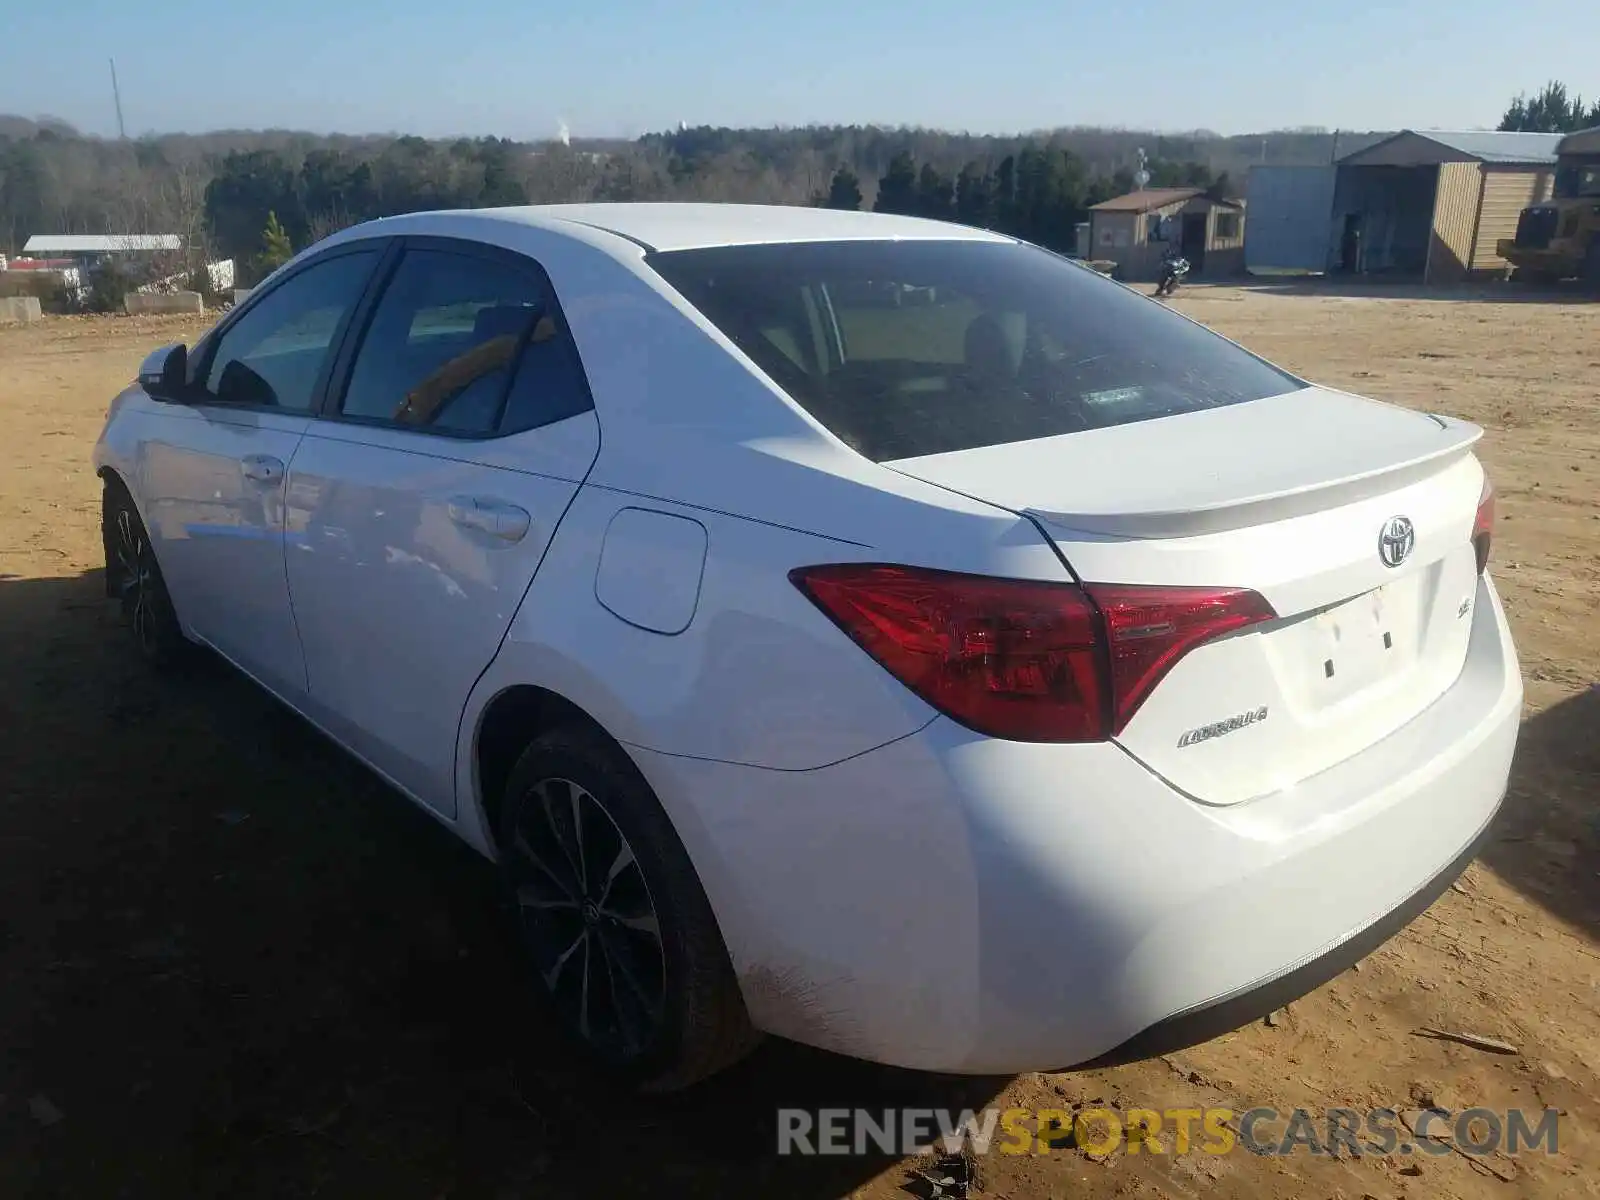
138, 343, 190, 403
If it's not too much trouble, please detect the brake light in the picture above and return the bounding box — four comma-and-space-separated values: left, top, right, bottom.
1084, 585, 1277, 733
1472, 475, 1495, 574
790, 565, 1275, 742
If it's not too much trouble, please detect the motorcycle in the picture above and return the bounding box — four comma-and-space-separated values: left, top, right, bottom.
1153, 252, 1190, 298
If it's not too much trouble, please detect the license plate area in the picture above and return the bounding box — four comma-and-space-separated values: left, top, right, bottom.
1279, 574, 1428, 709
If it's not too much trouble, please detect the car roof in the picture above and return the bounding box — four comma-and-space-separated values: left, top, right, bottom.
452, 202, 1017, 253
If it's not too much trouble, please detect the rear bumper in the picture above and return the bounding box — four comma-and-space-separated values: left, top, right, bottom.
629, 574, 1522, 1074
1079, 792, 1501, 1067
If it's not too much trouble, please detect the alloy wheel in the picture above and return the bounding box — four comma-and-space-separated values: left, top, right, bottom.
114, 507, 159, 657
505, 776, 667, 1060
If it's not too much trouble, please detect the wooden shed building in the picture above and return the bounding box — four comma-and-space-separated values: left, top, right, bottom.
1087, 187, 1245, 281
1246, 130, 1563, 281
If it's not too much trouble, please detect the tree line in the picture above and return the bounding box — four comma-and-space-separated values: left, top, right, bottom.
1, 78, 1591, 299
818, 149, 1228, 253
1498, 81, 1600, 133
0, 119, 1369, 277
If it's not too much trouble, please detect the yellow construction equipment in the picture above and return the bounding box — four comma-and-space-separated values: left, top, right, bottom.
1498, 126, 1600, 285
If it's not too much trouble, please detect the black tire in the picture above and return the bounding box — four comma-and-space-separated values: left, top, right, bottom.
1583, 240, 1600, 291
497, 724, 760, 1091
102, 479, 188, 668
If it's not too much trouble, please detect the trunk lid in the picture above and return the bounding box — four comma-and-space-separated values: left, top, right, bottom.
885, 386, 1489, 804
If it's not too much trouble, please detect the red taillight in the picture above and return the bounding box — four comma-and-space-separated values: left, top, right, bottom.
1083, 584, 1277, 734
790, 564, 1275, 742
1472, 475, 1495, 574
790, 564, 1105, 741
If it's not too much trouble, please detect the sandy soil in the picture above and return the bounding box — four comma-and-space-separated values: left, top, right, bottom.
0, 289, 1596, 1199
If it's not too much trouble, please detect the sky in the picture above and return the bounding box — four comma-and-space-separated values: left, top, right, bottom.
2, 0, 1596, 140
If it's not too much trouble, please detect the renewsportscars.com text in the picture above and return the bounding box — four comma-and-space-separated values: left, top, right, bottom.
776, 1105, 1561, 1158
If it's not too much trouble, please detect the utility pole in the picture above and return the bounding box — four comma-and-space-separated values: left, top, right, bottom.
109, 58, 127, 139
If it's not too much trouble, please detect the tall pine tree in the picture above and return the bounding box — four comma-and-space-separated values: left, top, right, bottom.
1499, 81, 1600, 133
915, 163, 954, 220
822, 165, 863, 210
259, 210, 294, 273
955, 161, 994, 228
873, 152, 919, 216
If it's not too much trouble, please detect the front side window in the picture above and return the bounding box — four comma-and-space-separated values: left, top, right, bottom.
647, 239, 1302, 462
338, 248, 592, 437
201, 250, 378, 411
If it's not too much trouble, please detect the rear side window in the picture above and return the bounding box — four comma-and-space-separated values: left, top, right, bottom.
338, 247, 593, 437
647, 240, 1302, 461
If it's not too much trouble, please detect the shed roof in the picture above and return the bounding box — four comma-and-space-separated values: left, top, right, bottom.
1339, 130, 1563, 166
1088, 187, 1204, 213
22, 234, 182, 253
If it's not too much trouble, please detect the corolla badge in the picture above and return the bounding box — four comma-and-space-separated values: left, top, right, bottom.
1177, 706, 1268, 749
1378, 515, 1415, 569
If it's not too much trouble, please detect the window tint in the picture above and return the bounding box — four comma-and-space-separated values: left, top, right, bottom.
202, 250, 377, 411
647, 240, 1302, 462
338, 248, 592, 436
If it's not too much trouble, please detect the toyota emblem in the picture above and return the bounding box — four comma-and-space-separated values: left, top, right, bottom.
1378, 516, 1415, 568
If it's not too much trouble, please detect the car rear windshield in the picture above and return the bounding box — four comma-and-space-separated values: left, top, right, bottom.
646, 239, 1303, 462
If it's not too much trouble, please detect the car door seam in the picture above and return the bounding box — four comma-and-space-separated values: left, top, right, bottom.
450, 406, 608, 822
278, 422, 318, 694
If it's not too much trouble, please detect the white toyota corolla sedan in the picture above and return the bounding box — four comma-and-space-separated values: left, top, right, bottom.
94, 203, 1520, 1089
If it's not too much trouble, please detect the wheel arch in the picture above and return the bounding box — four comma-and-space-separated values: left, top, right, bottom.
97, 464, 149, 525
97, 466, 138, 597
465, 679, 744, 959
472, 683, 610, 853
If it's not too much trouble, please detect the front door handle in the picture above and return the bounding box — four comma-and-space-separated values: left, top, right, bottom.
447, 496, 532, 543
240, 454, 284, 484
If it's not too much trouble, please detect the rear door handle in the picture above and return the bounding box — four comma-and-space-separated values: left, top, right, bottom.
447, 496, 532, 543
240, 454, 284, 484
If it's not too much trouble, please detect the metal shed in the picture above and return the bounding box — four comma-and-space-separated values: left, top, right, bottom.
1245, 131, 1562, 281
1244, 166, 1338, 273
1087, 188, 1246, 281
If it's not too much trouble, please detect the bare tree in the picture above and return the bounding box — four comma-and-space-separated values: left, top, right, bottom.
305, 202, 356, 245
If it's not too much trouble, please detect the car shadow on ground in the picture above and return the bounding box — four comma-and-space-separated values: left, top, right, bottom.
1479, 684, 1600, 939
2, 570, 1593, 1197
0, 569, 1008, 1199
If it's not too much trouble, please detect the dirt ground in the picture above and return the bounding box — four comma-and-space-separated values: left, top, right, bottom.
0, 287, 1596, 1199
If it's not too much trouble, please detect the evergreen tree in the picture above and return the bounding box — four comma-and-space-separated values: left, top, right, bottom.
259, 210, 294, 273
873, 152, 919, 215
823, 165, 863, 210
992, 155, 1018, 234
915, 162, 954, 220
954, 161, 994, 228
1499, 81, 1600, 133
